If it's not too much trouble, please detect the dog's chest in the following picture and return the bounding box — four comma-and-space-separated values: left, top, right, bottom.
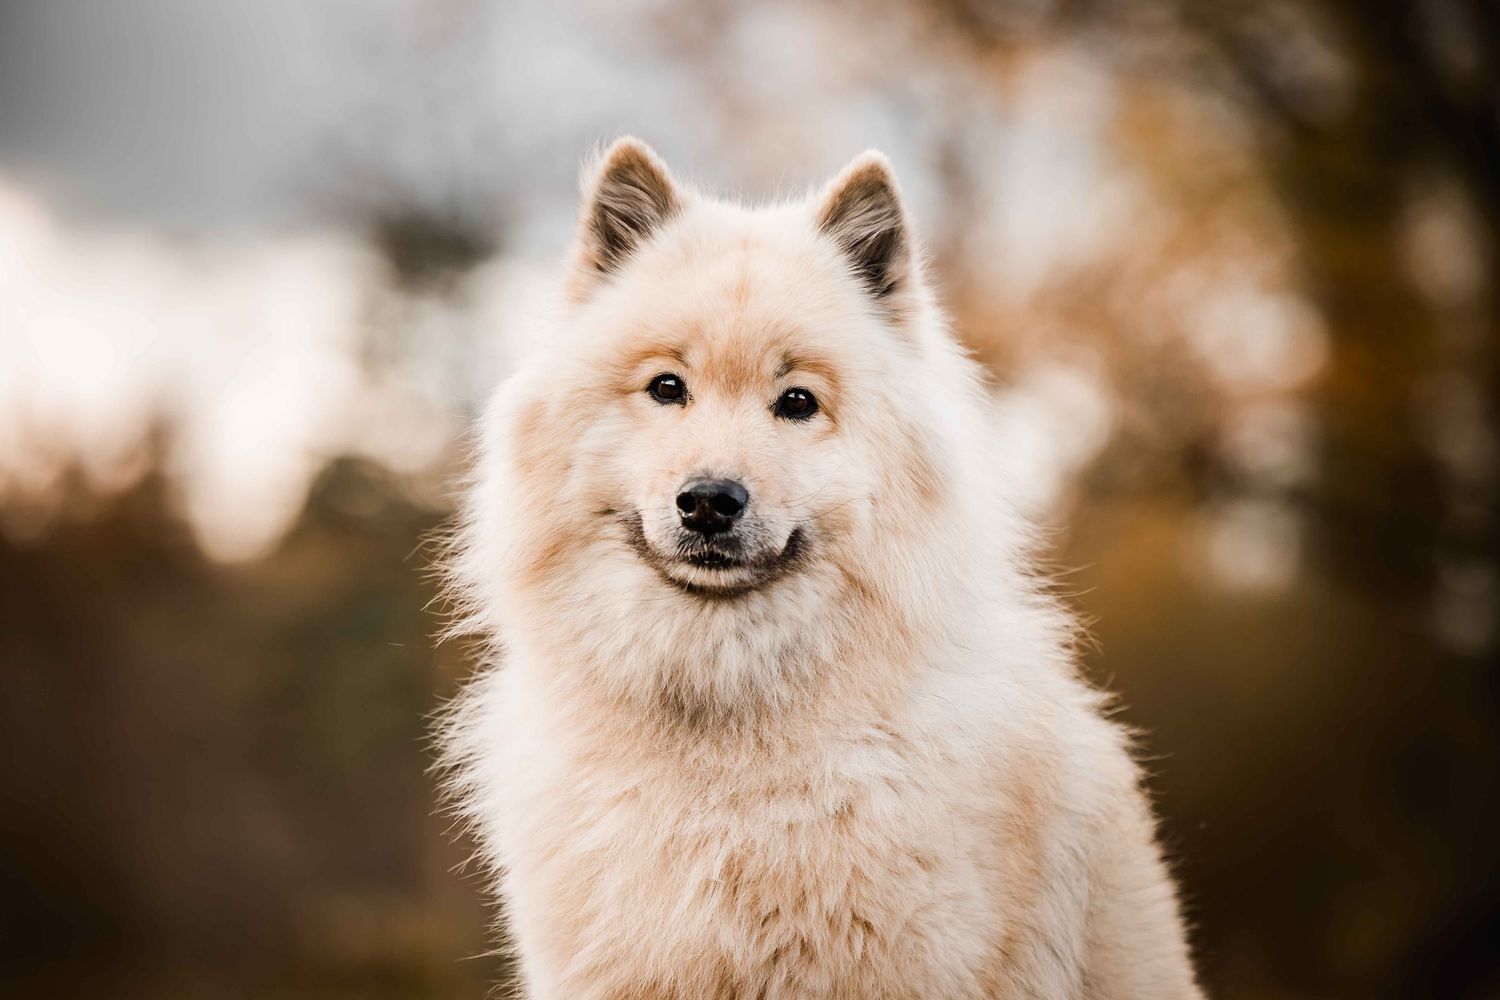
505, 725, 1004, 996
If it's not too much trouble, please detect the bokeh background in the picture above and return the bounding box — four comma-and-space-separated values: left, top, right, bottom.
1, 1, 1497, 997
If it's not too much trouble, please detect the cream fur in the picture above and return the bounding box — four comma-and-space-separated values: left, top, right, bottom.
442, 139, 1203, 999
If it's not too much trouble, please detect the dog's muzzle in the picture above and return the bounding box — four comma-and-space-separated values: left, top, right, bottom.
621, 487, 804, 597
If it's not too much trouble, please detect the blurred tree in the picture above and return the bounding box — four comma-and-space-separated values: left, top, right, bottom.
924, 0, 1498, 630
1174, 0, 1498, 616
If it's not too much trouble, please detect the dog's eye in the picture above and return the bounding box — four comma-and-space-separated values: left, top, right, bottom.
647, 373, 687, 405
774, 387, 819, 420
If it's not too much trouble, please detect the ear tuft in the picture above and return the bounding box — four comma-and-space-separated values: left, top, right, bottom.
577, 137, 681, 277
815, 152, 910, 301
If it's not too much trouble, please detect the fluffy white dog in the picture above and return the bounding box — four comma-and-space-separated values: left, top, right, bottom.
443, 138, 1202, 999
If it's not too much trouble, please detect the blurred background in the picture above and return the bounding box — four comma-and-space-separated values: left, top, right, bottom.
0, 1, 1496, 997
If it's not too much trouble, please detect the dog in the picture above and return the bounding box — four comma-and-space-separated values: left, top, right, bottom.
442, 138, 1203, 999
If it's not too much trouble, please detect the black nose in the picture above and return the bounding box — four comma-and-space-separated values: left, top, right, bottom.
676, 478, 748, 535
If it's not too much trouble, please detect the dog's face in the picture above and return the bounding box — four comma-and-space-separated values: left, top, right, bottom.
609, 329, 835, 598
562, 141, 935, 599
479, 140, 956, 665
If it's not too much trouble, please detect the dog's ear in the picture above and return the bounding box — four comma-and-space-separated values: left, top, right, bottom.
570, 138, 681, 291
815, 152, 912, 305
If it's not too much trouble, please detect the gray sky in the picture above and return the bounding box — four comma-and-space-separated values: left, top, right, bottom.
0, 0, 972, 252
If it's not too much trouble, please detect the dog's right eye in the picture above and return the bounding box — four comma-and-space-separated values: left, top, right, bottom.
647, 373, 687, 405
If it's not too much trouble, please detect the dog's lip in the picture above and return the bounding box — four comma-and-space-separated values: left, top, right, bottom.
679, 548, 744, 570
664, 533, 804, 597
618, 511, 804, 597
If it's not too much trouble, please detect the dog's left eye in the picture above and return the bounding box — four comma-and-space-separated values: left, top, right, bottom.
647, 373, 687, 405
774, 387, 819, 420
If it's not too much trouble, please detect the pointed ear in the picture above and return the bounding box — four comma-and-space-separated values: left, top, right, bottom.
815, 151, 912, 302
573, 138, 681, 282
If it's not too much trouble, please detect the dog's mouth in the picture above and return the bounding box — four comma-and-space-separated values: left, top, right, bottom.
620, 512, 804, 598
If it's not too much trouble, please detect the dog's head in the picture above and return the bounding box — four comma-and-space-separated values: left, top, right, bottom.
463, 139, 993, 703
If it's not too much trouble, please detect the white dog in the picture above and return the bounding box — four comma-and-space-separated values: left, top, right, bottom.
443, 138, 1202, 999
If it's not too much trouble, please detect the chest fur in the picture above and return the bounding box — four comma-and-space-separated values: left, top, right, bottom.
499, 723, 1026, 998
